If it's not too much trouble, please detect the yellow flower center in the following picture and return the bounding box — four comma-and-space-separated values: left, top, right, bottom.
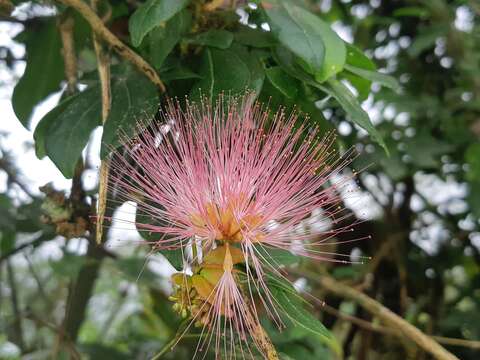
190, 196, 264, 242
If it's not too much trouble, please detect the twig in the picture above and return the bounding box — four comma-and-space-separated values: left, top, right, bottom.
320, 302, 480, 350
6, 259, 25, 351
58, 13, 77, 94
56, 0, 166, 92
301, 271, 460, 360
24, 253, 52, 307
90, 0, 111, 245
0, 236, 45, 264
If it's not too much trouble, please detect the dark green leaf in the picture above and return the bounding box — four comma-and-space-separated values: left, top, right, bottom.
148, 10, 191, 69
44, 87, 102, 178
34, 94, 77, 159
12, 19, 64, 128
255, 244, 299, 267
101, 66, 159, 158
161, 66, 201, 81
185, 29, 234, 49
235, 27, 275, 48
129, 0, 189, 47
270, 285, 342, 356
264, 0, 346, 81
265, 66, 299, 99
0, 230, 15, 256
345, 64, 401, 91
319, 79, 387, 153
192, 46, 264, 100
263, 0, 324, 75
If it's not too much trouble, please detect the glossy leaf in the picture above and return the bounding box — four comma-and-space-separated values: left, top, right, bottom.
270, 284, 342, 356
235, 26, 275, 48
33, 94, 77, 159
101, 66, 159, 158
265, 66, 299, 99
255, 245, 298, 267
263, 0, 325, 75
185, 29, 234, 49
319, 79, 387, 152
12, 19, 64, 129
148, 10, 191, 69
264, 0, 346, 81
345, 64, 401, 91
43, 87, 102, 178
192, 46, 264, 100
129, 0, 189, 47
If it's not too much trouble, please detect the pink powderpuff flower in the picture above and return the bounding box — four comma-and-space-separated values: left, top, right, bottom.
107, 94, 363, 357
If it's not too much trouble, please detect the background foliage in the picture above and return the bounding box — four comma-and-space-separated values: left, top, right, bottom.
0, 0, 479, 359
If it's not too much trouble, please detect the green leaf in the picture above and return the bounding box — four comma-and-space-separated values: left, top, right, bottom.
345, 64, 401, 91
192, 46, 264, 100
160, 66, 201, 81
185, 29, 234, 49
135, 208, 184, 270
101, 66, 159, 158
345, 44, 375, 70
264, 0, 346, 81
148, 10, 191, 69
255, 245, 299, 267
319, 79, 387, 153
235, 26, 275, 48
44, 87, 102, 178
129, 0, 189, 47
263, 0, 324, 75
34, 94, 77, 159
270, 285, 342, 356
12, 18, 64, 128
265, 66, 299, 99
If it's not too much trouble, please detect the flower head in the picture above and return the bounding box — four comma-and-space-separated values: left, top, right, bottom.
108, 94, 358, 358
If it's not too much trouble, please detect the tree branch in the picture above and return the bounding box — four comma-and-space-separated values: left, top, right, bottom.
56, 0, 166, 92
61, 240, 105, 342
90, 0, 111, 245
302, 271, 460, 360
58, 13, 77, 94
6, 259, 25, 351
320, 302, 480, 350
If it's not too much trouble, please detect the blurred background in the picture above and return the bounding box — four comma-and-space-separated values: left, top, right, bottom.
0, 0, 479, 359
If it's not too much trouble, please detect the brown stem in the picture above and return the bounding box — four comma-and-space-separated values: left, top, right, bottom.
58, 13, 77, 94
306, 272, 459, 360
56, 0, 166, 92
320, 302, 480, 350
90, 0, 111, 245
